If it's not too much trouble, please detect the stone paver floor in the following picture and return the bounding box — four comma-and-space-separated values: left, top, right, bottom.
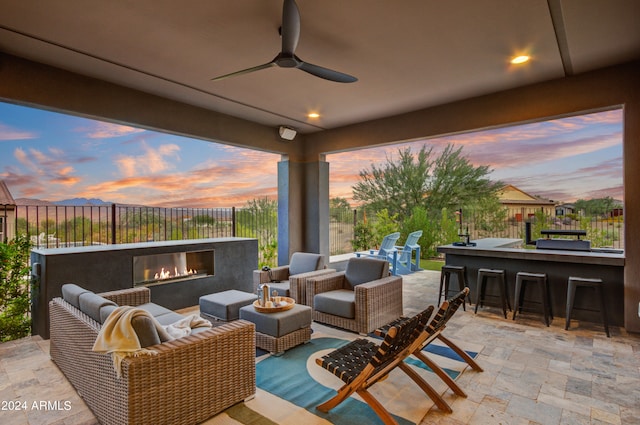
1, 270, 639, 424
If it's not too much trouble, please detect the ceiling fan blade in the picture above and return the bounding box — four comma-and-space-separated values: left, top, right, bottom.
211, 62, 276, 81
281, 0, 300, 54
298, 60, 358, 83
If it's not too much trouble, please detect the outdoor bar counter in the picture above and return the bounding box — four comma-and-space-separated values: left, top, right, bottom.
437, 238, 625, 326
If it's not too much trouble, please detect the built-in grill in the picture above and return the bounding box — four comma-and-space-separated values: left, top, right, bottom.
525, 222, 591, 251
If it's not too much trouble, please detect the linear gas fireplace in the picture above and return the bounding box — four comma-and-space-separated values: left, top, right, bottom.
31, 238, 258, 338
133, 250, 214, 286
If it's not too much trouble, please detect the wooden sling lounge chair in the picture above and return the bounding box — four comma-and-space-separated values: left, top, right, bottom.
315, 304, 444, 425
375, 287, 482, 400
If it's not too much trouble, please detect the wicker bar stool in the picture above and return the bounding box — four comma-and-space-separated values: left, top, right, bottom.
512, 272, 553, 326
565, 276, 610, 337
474, 268, 510, 318
438, 265, 469, 310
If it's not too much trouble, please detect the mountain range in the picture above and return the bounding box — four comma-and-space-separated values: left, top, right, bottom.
15, 197, 113, 206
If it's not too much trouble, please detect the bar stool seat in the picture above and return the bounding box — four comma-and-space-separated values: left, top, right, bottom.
565, 276, 610, 337
438, 265, 469, 310
512, 272, 552, 326
474, 268, 511, 318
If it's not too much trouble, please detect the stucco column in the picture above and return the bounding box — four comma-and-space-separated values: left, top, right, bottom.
278, 156, 330, 265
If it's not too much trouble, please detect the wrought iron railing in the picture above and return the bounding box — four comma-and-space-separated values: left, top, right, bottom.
2, 203, 624, 260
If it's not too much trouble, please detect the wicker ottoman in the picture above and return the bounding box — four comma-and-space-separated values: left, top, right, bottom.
239, 303, 312, 355
199, 290, 257, 321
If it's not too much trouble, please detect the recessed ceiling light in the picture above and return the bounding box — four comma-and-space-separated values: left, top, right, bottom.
510, 55, 530, 64
308, 112, 320, 119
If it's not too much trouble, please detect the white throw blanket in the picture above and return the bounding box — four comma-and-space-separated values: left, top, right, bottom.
92, 306, 211, 377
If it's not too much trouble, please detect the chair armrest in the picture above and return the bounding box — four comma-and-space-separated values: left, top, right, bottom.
305, 271, 347, 306
354, 276, 404, 332
253, 266, 290, 291
99, 287, 150, 306
289, 268, 336, 305
122, 320, 256, 424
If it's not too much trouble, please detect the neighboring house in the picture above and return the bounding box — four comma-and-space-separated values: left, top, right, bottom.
555, 203, 575, 216
0, 180, 17, 242
498, 184, 556, 222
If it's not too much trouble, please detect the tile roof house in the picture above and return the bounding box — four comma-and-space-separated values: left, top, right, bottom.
498, 184, 557, 221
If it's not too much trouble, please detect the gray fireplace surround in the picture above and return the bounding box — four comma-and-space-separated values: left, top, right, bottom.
30, 237, 258, 338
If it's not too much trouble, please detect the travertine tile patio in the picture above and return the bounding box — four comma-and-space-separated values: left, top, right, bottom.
1, 270, 639, 424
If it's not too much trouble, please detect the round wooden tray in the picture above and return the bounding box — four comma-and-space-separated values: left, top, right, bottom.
253, 297, 295, 313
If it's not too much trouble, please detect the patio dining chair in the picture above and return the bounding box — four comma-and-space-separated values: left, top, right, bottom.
315, 304, 441, 425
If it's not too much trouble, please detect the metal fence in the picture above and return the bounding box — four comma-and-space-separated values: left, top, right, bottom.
329, 206, 625, 254
2, 203, 624, 260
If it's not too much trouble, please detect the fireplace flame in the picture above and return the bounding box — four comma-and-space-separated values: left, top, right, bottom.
153, 266, 197, 281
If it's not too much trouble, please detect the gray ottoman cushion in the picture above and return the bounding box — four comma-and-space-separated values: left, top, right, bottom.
78, 292, 117, 323
61, 283, 91, 309
200, 290, 257, 321
239, 304, 312, 337
314, 289, 355, 318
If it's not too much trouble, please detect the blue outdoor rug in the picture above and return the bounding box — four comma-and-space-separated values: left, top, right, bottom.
208, 323, 482, 425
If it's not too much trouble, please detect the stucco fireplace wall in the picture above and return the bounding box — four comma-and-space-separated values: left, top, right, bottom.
30, 237, 258, 338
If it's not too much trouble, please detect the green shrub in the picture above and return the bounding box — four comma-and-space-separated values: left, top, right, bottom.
351, 221, 376, 252
0, 234, 33, 342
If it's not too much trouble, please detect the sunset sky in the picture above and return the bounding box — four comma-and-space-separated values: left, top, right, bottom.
0, 102, 623, 208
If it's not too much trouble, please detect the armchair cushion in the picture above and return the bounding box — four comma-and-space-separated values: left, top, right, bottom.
314, 289, 355, 319
345, 257, 389, 288
268, 281, 291, 297
288, 252, 323, 276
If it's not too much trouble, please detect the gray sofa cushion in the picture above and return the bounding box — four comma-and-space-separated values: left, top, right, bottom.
78, 292, 117, 323
99, 304, 118, 323
288, 252, 323, 276
153, 311, 186, 327
137, 302, 174, 317
131, 315, 162, 347
314, 289, 355, 319
61, 283, 91, 309
345, 258, 388, 288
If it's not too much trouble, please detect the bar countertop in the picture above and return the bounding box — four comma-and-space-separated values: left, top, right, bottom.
437, 238, 625, 326
437, 238, 625, 267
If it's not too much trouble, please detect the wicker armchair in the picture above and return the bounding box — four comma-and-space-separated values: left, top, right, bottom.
49, 286, 256, 425
253, 252, 335, 305
306, 257, 403, 334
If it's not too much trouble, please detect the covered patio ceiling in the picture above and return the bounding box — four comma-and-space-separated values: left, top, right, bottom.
1, 0, 638, 136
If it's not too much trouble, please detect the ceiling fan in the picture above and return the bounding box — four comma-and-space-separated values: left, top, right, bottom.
211, 0, 357, 83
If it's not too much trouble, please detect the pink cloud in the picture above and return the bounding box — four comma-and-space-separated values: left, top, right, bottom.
115, 142, 180, 177
84, 122, 146, 139
0, 123, 38, 140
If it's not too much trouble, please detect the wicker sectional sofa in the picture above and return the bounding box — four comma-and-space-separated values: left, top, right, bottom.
49, 285, 256, 425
